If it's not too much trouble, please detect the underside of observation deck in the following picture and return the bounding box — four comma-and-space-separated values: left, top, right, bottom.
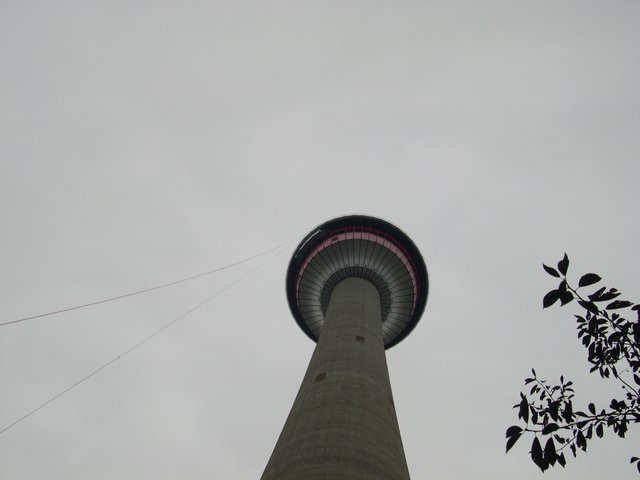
286, 215, 428, 349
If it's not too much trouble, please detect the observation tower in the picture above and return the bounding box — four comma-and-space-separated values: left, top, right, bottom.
261, 215, 428, 480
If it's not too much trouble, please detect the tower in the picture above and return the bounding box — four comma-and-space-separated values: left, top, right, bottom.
261, 215, 428, 480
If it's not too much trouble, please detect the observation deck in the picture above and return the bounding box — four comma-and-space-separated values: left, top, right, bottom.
286, 215, 428, 349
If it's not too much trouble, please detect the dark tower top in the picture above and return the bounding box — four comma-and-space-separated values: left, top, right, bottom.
286, 215, 428, 349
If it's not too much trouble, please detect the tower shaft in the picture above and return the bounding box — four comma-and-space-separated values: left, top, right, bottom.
261, 277, 410, 480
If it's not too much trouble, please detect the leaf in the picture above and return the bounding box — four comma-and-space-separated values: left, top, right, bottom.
558, 452, 566, 467
542, 423, 560, 435
588, 403, 596, 415
557, 253, 569, 276
634, 374, 640, 386
558, 280, 567, 292
631, 457, 639, 464
606, 300, 633, 310
588, 286, 606, 301
544, 437, 557, 466
559, 291, 574, 306
608, 332, 622, 343
578, 273, 601, 287
506, 431, 522, 453
543, 263, 560, 277
506, 426, 522, 438
576, 430, 587, 451
563, 401, 573, 423
531, 437, 547, 472
519, 397, 529, 423
596, 423, 604, 438
598, 290, 621, 302
543, 290, 561, 308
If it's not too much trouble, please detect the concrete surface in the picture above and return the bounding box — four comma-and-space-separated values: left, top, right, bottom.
261, 277, 410, 480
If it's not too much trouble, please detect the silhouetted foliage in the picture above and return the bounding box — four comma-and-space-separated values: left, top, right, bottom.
506, 254, 640, 474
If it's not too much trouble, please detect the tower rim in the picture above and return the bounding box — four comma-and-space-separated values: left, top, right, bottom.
286, 214, 429, 349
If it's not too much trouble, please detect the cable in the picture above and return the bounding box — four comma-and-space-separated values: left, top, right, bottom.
1, 239, 294, 327
0, 248, 286, 436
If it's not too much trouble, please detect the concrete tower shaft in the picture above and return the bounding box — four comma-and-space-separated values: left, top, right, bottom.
261, 277, 410, 480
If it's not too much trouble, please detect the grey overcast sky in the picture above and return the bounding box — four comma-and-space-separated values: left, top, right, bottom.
1, 1, 639, 478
